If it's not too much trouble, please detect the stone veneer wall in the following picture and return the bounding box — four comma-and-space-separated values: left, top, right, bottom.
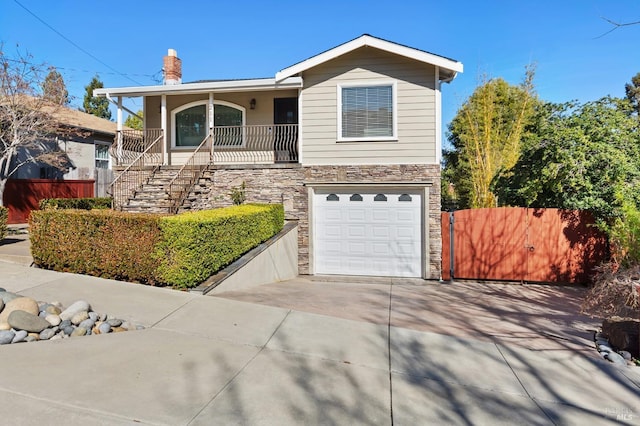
186, 164, 442, 279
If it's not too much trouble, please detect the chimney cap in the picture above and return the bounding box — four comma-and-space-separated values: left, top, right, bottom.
167, 48, 177, 57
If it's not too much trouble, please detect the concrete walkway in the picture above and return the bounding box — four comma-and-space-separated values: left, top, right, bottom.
0, 262, 638, 424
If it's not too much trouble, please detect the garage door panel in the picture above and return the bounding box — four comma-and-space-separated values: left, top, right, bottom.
314, 190, 423, 278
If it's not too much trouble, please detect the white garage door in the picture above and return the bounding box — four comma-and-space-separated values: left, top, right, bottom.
314, 190, 422, 277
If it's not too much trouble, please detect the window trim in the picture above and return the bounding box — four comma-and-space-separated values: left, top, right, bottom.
171, 100, 246, 149
336, 80, 397, 142
94, 141, 111, 170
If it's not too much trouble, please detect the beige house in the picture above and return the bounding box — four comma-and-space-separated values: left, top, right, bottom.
95, 34, 463, 280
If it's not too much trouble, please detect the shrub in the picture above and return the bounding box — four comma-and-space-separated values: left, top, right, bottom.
229, 181, 246, 205
154, 204, 284, 289
0, 206, 7, 240
30, 209, 163, 284
39, 197, 112, 211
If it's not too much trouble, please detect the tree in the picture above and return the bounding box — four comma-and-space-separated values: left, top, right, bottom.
124, 110, 143, 130
443, 68, 537, 208
625, 72, 640, 116
82, 75, 111, 120
0, 46, 73, 205
494, 97, 640, 222
42, 67, 68, 105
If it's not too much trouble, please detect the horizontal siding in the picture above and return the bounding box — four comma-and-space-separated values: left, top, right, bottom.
301, 47, 438, 166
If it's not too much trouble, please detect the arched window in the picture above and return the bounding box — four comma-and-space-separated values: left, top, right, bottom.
172, 100, 246, 148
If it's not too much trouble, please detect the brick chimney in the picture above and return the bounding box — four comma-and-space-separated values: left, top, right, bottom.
163, 49, 182, 85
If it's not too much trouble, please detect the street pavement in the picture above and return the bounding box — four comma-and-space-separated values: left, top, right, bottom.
0, 236, 638, 424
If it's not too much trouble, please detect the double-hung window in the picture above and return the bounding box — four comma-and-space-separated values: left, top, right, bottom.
338, 82, 396, 141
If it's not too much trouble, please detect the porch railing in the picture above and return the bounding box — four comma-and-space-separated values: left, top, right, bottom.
111, 129, 163, 166
212, 124, 298, 163
167, 133, 212, 214
109, 130, 163, 210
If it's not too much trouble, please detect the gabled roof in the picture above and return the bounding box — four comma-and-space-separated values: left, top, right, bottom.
275, 34, 463, 83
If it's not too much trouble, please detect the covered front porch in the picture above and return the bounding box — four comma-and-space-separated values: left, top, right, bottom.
94, 76, 303, 212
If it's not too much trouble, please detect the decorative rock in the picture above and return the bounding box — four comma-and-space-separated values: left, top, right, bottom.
25, 335, 38, 343
71, 327, 87, 337
62, 326, 74, 336
11, 330, 28, 343
71, 311, 89, 326
79, 318, 95, 330
0, 330, 15, 344
98, 322, 111, 334
605, 351, 627, 366
99, 313, 107, 322
0, 288, 5, 292
39, 328, 57, 340
50, 301, 63, 309
88, 312, 98, 322
39, 311, 47, 318
0, 322, 11, 331
0, 297, 40, 324
0, 298, 4, 313
45, 305, 62, 315
620, 351, 632, 361
59, 301, 91, 321
59, 319, 72, 329
107, 318, 122, 327
45, 314, 61, 327
111, 326, 126, 333
595, 338, 609, 346
0, 291, 21, 304
598, 344, 612, 353
8, 310, 51, 333
49, 334, 63, 341
27, 332, 39, 341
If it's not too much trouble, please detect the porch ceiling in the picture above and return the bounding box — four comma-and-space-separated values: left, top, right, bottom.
94, 77, 303, 98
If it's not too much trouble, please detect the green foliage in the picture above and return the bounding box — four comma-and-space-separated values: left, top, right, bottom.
625, 71, 640, 116
229, 181, 246, 205
124, 110, 143, 130
82, 75, 111, 120
29, 210, 163, 284
0, 206, 7, 240
154, 204, 284, 289
39, 197, 112, 210
607, 201, 640, 267
494, 97, 640, 222
42, 67, 68, 105
28, 204, 284, 289
444, 67, 537, 208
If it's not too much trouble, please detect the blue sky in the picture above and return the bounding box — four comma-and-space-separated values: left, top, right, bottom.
1, 0, 638, 147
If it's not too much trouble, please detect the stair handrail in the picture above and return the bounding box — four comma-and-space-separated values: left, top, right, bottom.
167, 132, 212, 214
109, 132, 163, 210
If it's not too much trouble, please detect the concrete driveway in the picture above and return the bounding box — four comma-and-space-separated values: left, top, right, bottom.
0, 261, 638, 425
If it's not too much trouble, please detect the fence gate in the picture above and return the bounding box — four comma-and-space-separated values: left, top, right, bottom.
441, 207, 608, 284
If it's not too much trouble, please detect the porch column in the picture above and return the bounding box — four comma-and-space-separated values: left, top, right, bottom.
434, 67, 442, 165
208, 93, 214, 160
297, 87, 303, 164
161, 94, 168, 165
116, 96, 123, 162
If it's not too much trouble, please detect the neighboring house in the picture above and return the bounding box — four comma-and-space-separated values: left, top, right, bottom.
95, 34, 463, 280
3, 106, 116, 223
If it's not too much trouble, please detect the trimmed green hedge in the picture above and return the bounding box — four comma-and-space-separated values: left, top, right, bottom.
155, 204, 284, 289
30, 210, 163, 284
0, 206, 7, 240
39, 197, 112, 210
29, 203, 285, 288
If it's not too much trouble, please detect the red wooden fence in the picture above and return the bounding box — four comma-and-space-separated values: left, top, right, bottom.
442, 207, 608, 284
3, 179, 95, 224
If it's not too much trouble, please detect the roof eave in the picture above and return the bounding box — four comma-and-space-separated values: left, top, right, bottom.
94, 76, 303, 98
